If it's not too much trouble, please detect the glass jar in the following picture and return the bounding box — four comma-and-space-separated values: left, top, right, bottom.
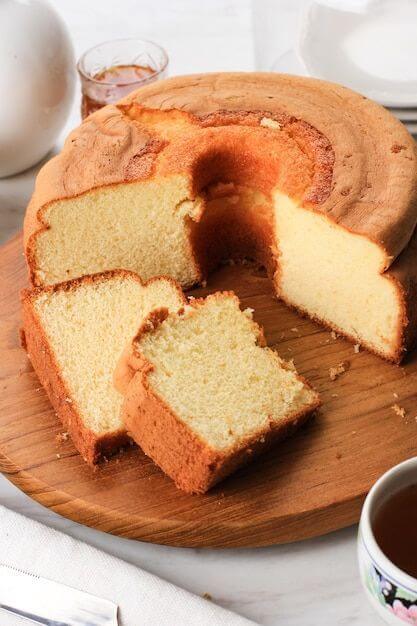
77, 38, 169, 118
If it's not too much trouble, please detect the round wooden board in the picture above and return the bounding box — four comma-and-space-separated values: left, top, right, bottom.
1, 234, 417, 548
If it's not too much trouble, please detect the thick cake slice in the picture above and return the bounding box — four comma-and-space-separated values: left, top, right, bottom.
21, 270, 185, 463
115, 292, 320, 493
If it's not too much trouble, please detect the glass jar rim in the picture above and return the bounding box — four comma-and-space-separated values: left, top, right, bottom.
77, 38, 169, 86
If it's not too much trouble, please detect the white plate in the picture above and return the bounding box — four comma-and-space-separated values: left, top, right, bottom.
298, 0, 417, 108
388, 108, 417, 122
403, 122, 417, 135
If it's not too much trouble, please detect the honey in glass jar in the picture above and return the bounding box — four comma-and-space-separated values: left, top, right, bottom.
77, 39, 168, 118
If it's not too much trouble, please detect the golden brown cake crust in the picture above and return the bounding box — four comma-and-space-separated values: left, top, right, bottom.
20, 269, 186, 464
23, 73, 417, 363
114, 295, 320, 494
24, 72, 417, 267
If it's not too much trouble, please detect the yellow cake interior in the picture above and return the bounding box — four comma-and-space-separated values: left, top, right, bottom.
274, 192, 402, 358
136, 293, 318, 452
32, 273, 184, 435
32, 175, 402, 361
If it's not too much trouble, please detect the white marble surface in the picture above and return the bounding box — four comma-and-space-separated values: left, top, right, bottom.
0, 1, 383, 624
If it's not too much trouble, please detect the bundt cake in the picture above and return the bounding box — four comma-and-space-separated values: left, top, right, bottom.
21, 270, 185, 463
114, 292, 320, 493
23, 73, 417, 363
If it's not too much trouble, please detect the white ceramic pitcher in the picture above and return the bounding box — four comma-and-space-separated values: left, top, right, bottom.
0, 0, 75, 177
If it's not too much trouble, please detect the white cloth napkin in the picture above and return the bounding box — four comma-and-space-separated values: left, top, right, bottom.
0, 506, 256, 626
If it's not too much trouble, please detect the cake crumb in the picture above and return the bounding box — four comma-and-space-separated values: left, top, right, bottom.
202, 593, 213, 601
56, 453, 61, 459
290, 327, 298, 333
393, 392, 399, 399
260, 116, 281, 129
243, 308, 254, 318
329, 361, 349, 381
392, 404, 406, 418
331, 393, 338, 398
330, 331, 338, 340
56, 431, 69, 444
353, 344, 360, 354
64, 397, 72, 404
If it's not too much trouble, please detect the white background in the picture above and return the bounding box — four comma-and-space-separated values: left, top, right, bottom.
0, 1, 382, 624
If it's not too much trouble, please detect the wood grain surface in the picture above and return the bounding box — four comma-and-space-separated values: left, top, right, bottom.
1, 233, 417, 548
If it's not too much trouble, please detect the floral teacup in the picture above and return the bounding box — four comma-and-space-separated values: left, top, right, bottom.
358, 457, 417, 625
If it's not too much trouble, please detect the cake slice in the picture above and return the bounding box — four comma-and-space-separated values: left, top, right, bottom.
21, 270, 185, 463
115, 292, 320, 493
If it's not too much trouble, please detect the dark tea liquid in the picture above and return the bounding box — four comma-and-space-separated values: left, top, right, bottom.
81, 64, 156, 118
373, 483, 417, 578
